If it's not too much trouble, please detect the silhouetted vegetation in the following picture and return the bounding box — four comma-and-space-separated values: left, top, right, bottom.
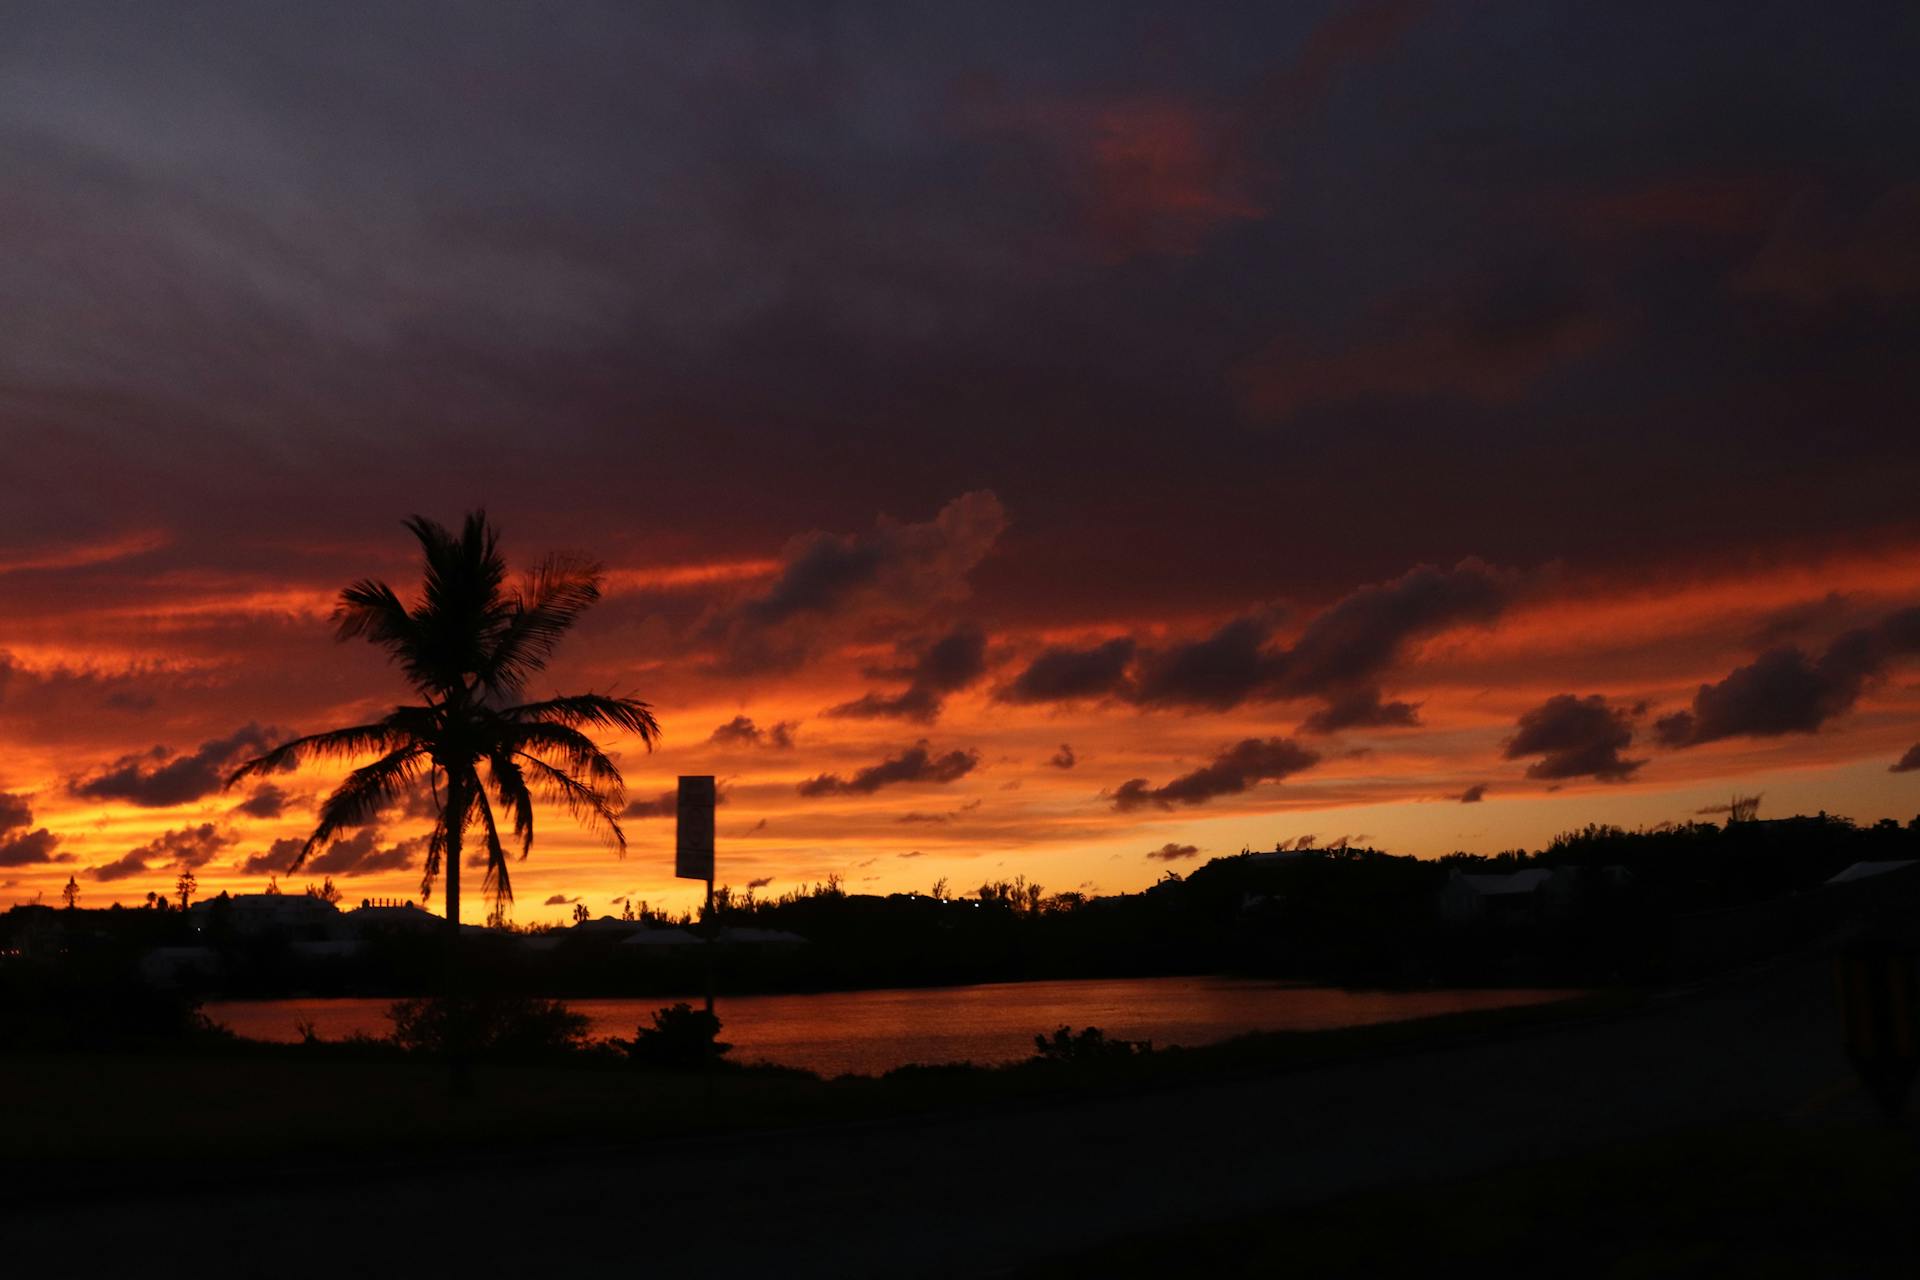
388, 993, 591, 1061
616, 1002, 731, 1070
1031, 1025, 1150, 1063
6, 810, 1918, 1025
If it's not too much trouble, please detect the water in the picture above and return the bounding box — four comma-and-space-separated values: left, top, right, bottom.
204, 977, 1573, 1077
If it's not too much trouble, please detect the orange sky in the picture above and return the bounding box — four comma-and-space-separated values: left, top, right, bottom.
4, 522, 1916, 923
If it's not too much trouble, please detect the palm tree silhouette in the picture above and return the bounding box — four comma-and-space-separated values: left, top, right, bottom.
228, 511, 659, 941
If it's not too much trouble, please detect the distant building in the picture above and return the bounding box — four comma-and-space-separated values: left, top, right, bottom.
188, 892, 344, 939
1825, 860, 1920, 887
1439, 869, 1553, 925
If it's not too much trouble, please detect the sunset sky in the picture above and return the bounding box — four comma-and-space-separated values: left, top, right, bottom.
2, 2, 1917, 922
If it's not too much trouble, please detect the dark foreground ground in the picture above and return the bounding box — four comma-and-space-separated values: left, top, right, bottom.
4, 947, 1913, 1277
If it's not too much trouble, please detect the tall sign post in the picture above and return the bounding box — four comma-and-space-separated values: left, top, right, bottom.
675, 775, 718, 1016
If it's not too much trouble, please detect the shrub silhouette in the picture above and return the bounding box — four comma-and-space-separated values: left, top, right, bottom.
388, 993, 589, 1059
624, 1002, 731, 1069
1032, 1025, 1150, 1062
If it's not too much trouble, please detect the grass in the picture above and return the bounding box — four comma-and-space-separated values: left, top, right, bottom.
1, 989, 1630, 1198
1023, 1119, 1920, 1277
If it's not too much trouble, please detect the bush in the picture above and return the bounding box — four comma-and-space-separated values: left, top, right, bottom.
623, 1002, 730, 1070
1031, 1025, 1150, 1063
388, 993, 589, 1059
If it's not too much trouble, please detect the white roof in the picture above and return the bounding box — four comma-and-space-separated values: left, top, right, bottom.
573, 915, 642, 934
617, 927, 700, 946
1825, 860, 1919, 886
1453, 870, 1554, 896
719, 926, 807, 945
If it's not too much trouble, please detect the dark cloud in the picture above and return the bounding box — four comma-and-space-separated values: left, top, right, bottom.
1048, 744, 1077, 769
1146, 842, 1200, 862
0, 828, 63, 868
543, 894, 580, 906
71, 722, 278, 808
1657, 608, 1920, 747
1892, 745, 1920, 774
238, 837, 306, 876
746, 876, 774, 889
1272, 560, 1511, 716
1058, 561, 1511, 721
705, 493, 1007, 672
827, 623, 989, 723
233, 782, 289, 819
1458, 783, 1488, 804
623, 788, 729, 819
90, 823, 232, 882
896, 850, 924, 859
1299, 686, 1421, 734
0, 792, 31, 833
995, 638, 1136, 704
1129, 616, 1282, 711
708, 716, 797, 749
1110, 737, 1320, 811
301, 831, 421, 877
798, 741, 980, 797
1505, 695, 1643, 781
0, 793, 66, 867
1696, 794, 1764, 815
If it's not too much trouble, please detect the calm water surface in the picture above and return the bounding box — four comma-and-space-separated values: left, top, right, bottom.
206, 977, 1571, 1076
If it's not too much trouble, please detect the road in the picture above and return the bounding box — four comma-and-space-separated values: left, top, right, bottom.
7, 952, 1869, 1277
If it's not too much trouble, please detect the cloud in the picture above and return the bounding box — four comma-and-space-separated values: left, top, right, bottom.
1696, 794, 1764, 815
705, 492, 1007, 672
90, 822, 232, 882
708, 716, 797, 749
543, 894, 580, 906
1656, 609, 1920, 747
0, 795, 64, 868
1892, 745, 1920, 774
238, 837, 307, 876
1048, 744, 1077, 769
622, 788, 729, 819
1458, 783, 1488, 804
827, 623, 989, 722
233, 782, 290, 819
798, 741, 980, 797
1146, 842, 1200, 862
1110, 737, 1320, 811
70, 722, 279, 808
995, 637, 1136, 705
896, 850, 923, 859
746, 876, 774, 889
1299, 687, 1421, 734
1736, 184, 1920, 306
1071, 561, 1511, 721
1504, 694, 1643, 781
301, 831, 422, 877
1130, 615, 1282, 711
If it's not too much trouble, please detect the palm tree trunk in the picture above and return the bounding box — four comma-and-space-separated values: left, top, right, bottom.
444, 773, 472, 1097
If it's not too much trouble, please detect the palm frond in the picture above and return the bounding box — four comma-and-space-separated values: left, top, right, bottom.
332, 579, 417, 656
515, 752, 627, 854
471, 787, 514, 907
227, 719, 425, 788
289, 745, 428, 869
503, 721, 626, 798
506, 693, 659, 747
478, 553, 604, 697
485, 749, 536, 858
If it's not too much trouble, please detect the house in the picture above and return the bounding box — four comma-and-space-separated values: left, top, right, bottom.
1825, 860, 1920, 887
188, 892, 345, 939
1439, 869, 1554, 925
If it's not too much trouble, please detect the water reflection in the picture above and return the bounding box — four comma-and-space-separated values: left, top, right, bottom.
206, 977, 1572, 1076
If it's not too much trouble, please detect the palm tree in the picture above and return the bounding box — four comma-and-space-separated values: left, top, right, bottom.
227, 511, 659, 942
